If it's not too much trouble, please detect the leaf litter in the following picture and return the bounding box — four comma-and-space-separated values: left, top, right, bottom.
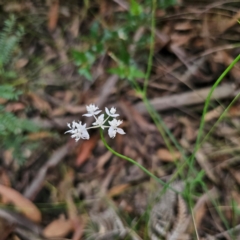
0, 0, 240, 239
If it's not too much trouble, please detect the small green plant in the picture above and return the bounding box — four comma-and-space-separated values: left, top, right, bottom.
0, 15, 24, 79
0, 16, 38, 164
69, 0, 240, 237
0, 85, 38, 164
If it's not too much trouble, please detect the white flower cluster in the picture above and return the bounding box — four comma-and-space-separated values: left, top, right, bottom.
65, 104, 125, 142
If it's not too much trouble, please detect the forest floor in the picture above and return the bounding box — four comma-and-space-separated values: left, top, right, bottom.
0, 0, 240, 239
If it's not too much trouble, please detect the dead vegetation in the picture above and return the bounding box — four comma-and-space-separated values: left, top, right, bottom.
0, 0, 240, 239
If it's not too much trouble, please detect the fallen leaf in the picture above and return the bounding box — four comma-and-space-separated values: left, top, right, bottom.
179, 117, 196, 142
4, 2, 27, 12
96, 151, 112, 170
43, 216, 73, 237
195, 151, 219, 184
6, 102, 25, 112
229, 168, 240, 185
48, 0, 59, 31
0, 169, 11, 187
189, 188, 218, 234
204, 106, 224, 122
27, 131, 52, 141
0, 184, 41, 222
76, 135, 98, 166
157, 148, 181, 162
15, 58, 29, 69
28, 92, 52, 113
108, 184, 130, 197
174, 21, 193, 31
3, 150, 13, 166
0, 98, 7, 104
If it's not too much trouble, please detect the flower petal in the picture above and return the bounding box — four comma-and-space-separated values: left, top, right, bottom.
108, 126, 116, 138
81, 129, 90, 139
64, 130, 73, 134
105, 107, 110, 116
94, 110, 102, 115
108, 118, 117, 127
117, 128, 125, 135
83, 113, 94, 117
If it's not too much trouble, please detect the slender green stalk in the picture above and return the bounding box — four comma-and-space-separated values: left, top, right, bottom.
201, 92, 240, 145
143, 96, 199, 178
100, 129, 180, 194
188, 54, 240, 173
143, 0, 156, 95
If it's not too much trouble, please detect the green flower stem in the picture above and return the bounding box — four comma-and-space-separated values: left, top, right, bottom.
188, 54, 240, 175
100, 129, 180, 194
201, 92, 240, 145
143, 0, 156, 95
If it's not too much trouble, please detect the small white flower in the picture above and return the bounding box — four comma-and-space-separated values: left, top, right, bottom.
105, 107, 119, 117
108, 119, 125, 138
65, 121, 89, 141
92, 114, 105, 129
83, 104, 101, 117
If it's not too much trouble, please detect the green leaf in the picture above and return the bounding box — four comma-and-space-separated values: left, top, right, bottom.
128, 66, 145, 80
72, 51, 87, 66
0, 85, 21, 100
72, 51, 96, 66
130, 0, 143, 16
108, 66, 126, 79
78, 67, 92, 81
158, 0, 177, 9
108, 65, 144, 81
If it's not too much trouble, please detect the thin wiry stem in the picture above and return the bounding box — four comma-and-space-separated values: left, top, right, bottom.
143, 0, 156, 95
100, 129, 180, 194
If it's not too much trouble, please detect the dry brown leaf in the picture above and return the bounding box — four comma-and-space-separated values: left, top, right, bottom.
27, 131, 52, 141
51, 107, 66, 117
213, 51, 240, 81
69, 15, 80, 38
96, 151, 112, 170
5, 103, 25, 112
170, 32, 194, 47
219, 10, 240, 34
229, 105, 240, 117
0, 169, 11, 187
195, 151, 219, 184
0, 184, 41, 222
192, 199, 207, 231
28, 92, 52, 113
168, 195, 189, 240
52, 105, 85, 116
48, 0, 59, 31
157, 148, 181, 162
3, 2, 28, 12
189, 188, 218, 234
66, 192, 85, 240
76, 135, 98, 166
179, 117, 196, 142
174, 21, 193, 31
204, 106, 224, 122
108, 184, 130, 197
43, 216, 73, 237
229, 168, 240, 185
3, 150, 13, 166
0, 98, 7, 104
15, 58, 29, 69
